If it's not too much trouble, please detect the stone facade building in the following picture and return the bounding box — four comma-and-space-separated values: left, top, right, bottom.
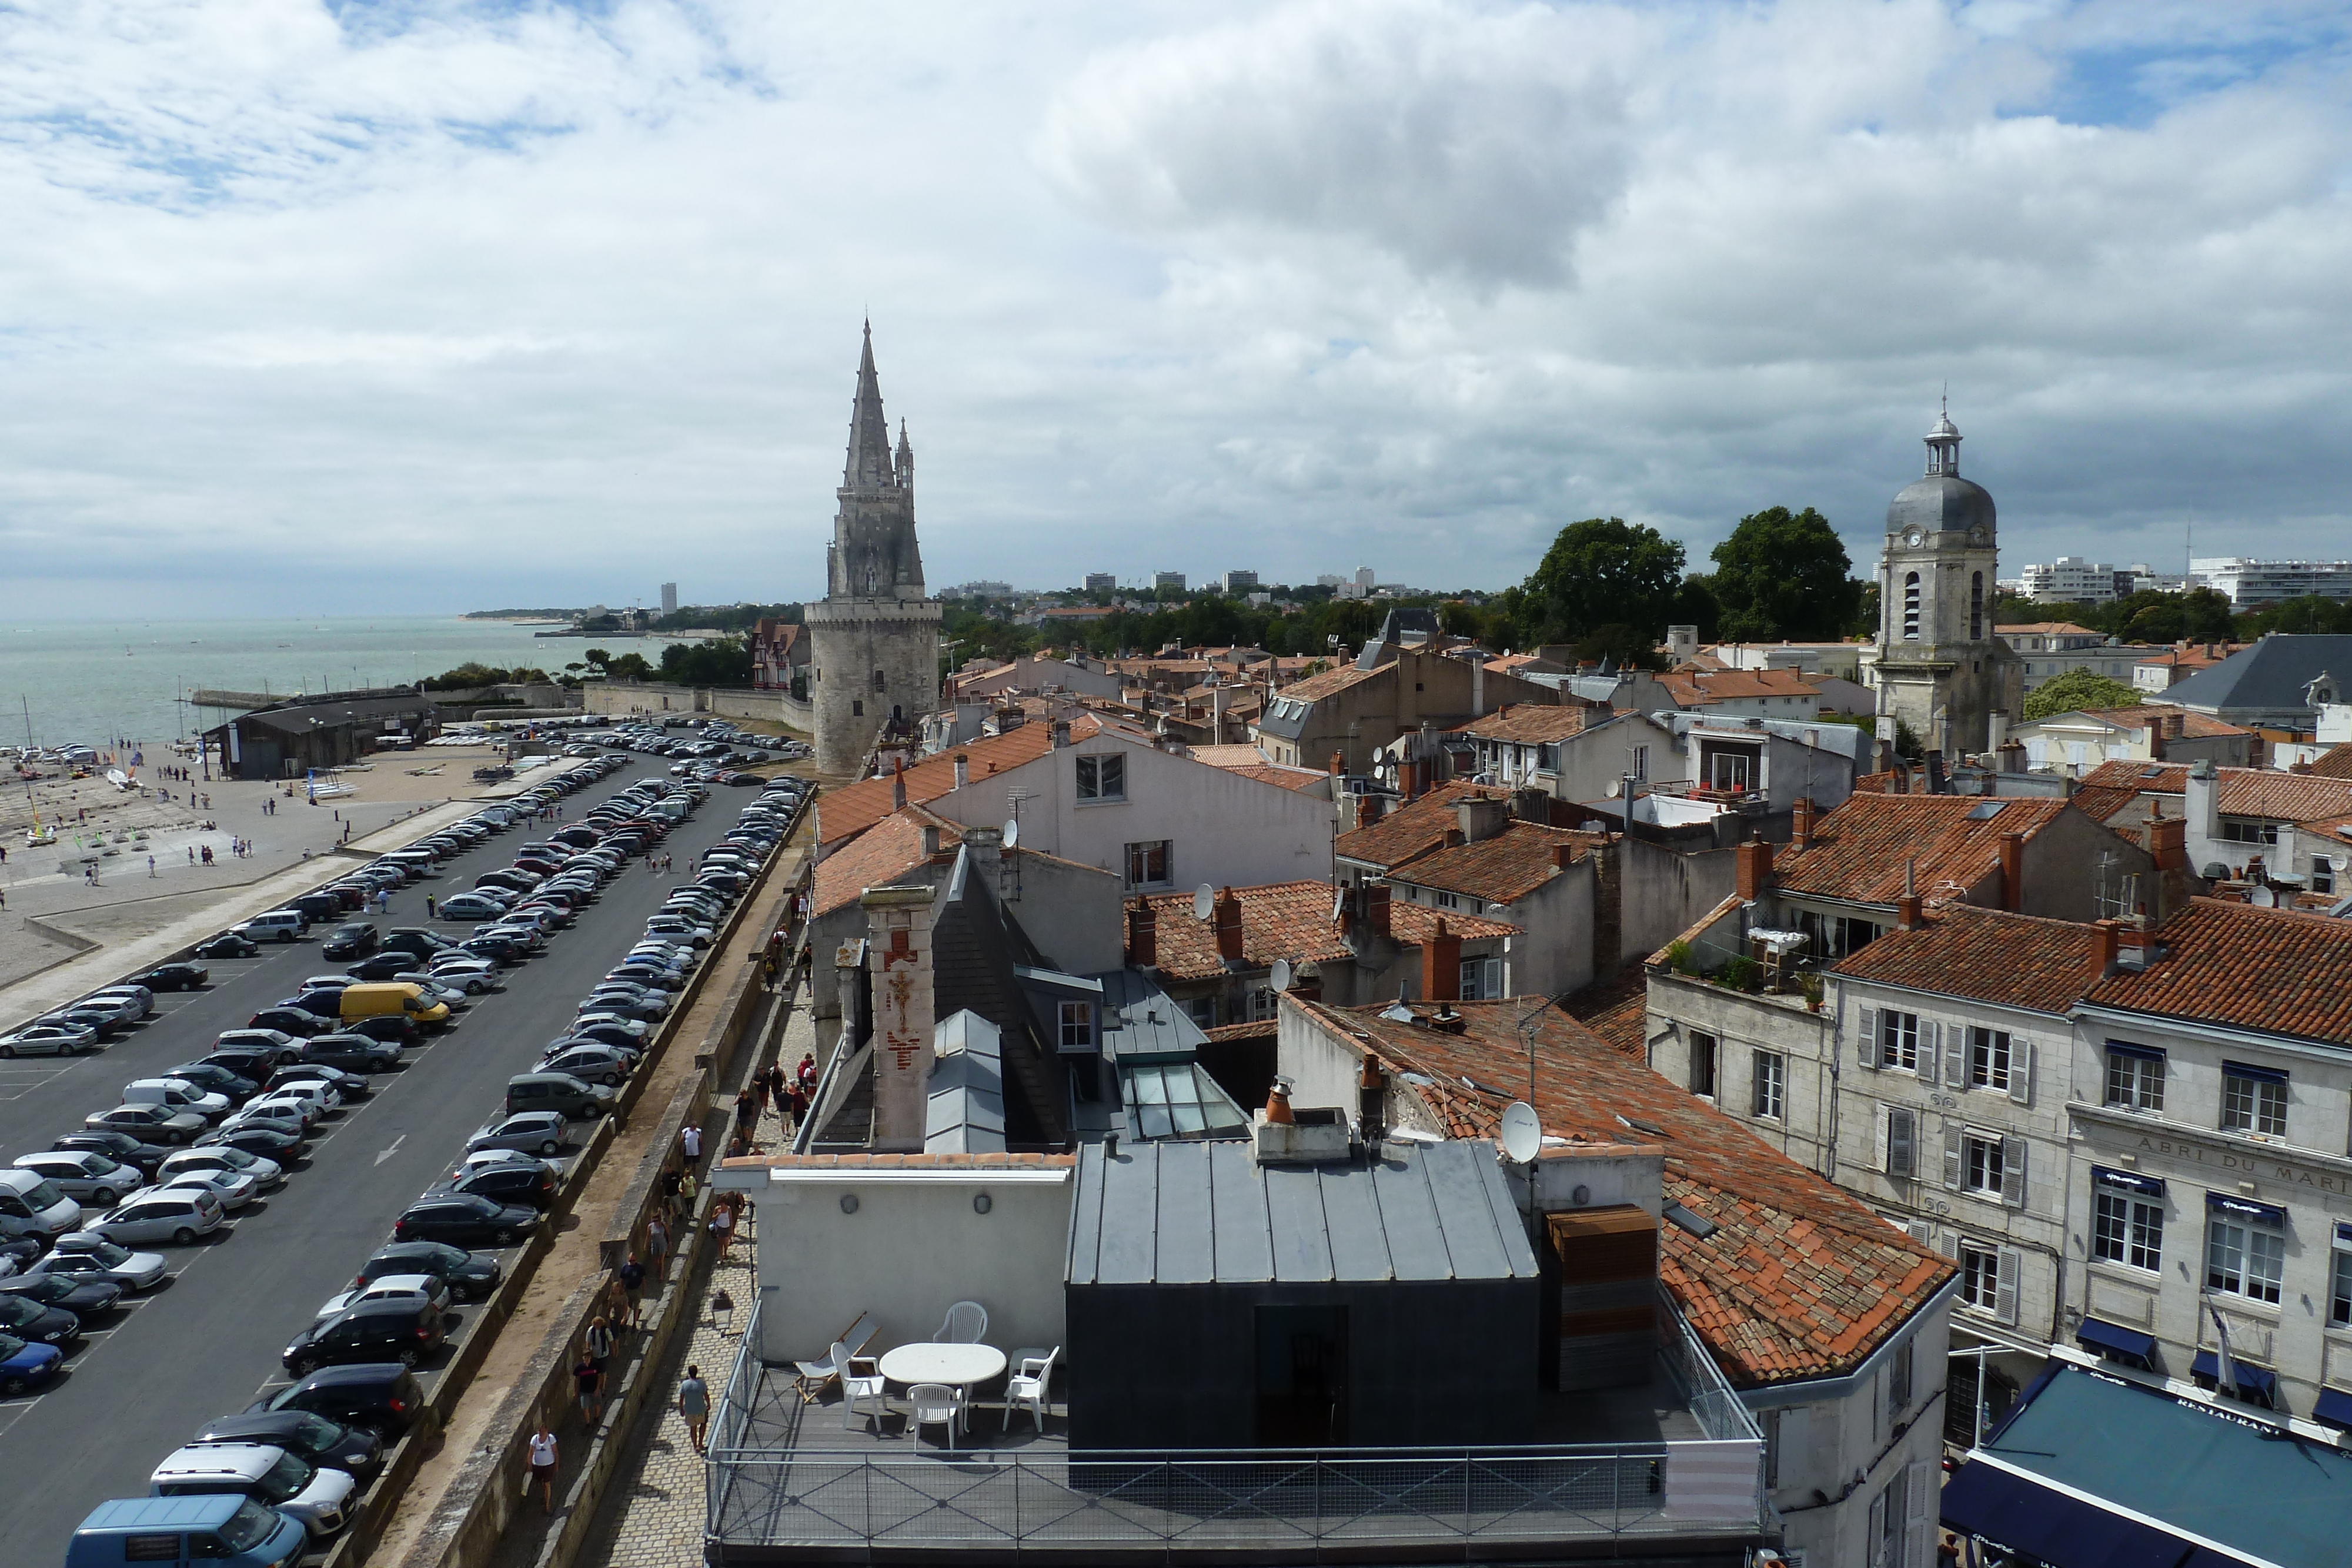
806, 325, 943, 774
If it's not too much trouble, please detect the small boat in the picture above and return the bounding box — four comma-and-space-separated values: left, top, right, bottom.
105, 768, 133, 791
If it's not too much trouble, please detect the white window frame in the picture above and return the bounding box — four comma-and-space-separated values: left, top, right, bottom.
1457, 955, 1502, 1001
1752, 1049, 1785, 1121
2221, 1071, 2287, 1139
1962, 1131, 2006, 1199
2205, 1213, 2285, 1305
2093, 1186, 2163, 1272
1967, 1027, 2012, 1093
1183, 994, 1216, 1029
1057, 1001, 1094, 1051
1689, 1031, 1717, 1098
1877, 1010, 1920, 1071
2105, 1048, 2164, 1112
1122, 840, 1172, 891
1075, 752, 1126, 803
1957, 1238, 2019, 1323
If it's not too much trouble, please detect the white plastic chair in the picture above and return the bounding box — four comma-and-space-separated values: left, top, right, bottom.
936, 1300, 987, 1344
794, 1340, 854, 1405
1003, 1346, 1058, 1432
842, 1362, 888, 1432
908, 1382, 965, 1450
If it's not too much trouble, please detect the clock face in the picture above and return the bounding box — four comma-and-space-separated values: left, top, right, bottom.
1903, 527, 1924, 548
1970, 525, 1990, 546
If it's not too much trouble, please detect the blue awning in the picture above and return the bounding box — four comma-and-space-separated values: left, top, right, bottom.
1942, 1460, 2247, 1568
2206, 1192, 2288, 1226
2314, 1388, 2352, 1430
2222, 1058, 2288, 1085
2104, 1039, 2165, 1061
2076, 1318, 2155, 1362
2089, 1165, 2165, 1199
2189, 1350, 2278, 1400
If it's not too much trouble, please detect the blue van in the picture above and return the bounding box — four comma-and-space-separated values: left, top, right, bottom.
65, 1495, 305, 1568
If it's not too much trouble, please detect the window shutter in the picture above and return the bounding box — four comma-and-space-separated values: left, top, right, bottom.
1887, 1106, 1916, 1178
1857, 1008, 1879, 1070
1915, 1019, 1939, 1084
1937, 1226, 1959, 1259
1905, 1458, 1935, 1537
1904, 1218, 1932, 1246
1942, 1124, 1964, 1191
1995, 1246, 2022, 1324
2000, 1136, 2028, 1209
1867, 1491, 1889, 1568
1877, 1105, 1892, 1172
2008, 1039, 2034, 1105
1945, 1027, 1969, 1090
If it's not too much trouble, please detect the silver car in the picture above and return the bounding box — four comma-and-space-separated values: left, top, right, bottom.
87, 1104, 206, 1144
91, 1187, 225, 1246
220, 1102, 311, 1139
85, 985, 155, 1019
466, 1111, 569, 1157
155, 1166, 259, 1211
312, 1272, 451, 1322
0, 1022, 99, 1058
31, 1233, 168, 1289
159, 1146, 284, 1192
11, 1151, 136, 1208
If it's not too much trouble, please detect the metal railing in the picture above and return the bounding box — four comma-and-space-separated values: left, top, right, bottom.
704, 1294, 1769, 1553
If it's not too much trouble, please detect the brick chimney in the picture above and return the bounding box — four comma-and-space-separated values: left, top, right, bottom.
1126, 903, 1157, 968
1734, 836, 1774, 902
891, 760, 907, 811
1359, 795, 1387, 826
1364, 883, 1392, 937
1457, 794, 1512, 843
1329, 751, 1344, 776
2146, 806, 2188, 871
1212, 888, 1245, 962
1422, 917, 1462, 1002
1790, 795, 1816, 850
1999, 831, 2026, 911
2092, 918, 2121, 977
1895, 855, 1922, 931
1551, 841, 1578, 871
1399, 758, 1419, 800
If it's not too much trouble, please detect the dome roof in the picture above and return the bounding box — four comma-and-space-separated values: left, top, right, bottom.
1887, 473, 1995, 536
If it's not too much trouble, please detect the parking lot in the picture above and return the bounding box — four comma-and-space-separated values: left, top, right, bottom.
0, 750, 774, 1560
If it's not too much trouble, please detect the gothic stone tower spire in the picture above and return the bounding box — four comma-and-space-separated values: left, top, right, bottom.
807, 324, 943, 774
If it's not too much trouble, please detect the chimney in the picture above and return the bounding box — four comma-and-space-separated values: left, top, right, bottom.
1212, 888, 1245, 962
1330, 751, 1344, 776
1790, 795, 1816, 850
2092, 918, 2121, 977
891, 760, 907, 811
1358, 1057, 1386, 1145
921, 824, 942, 857
1359, 794, 1387, 826
1551, 841, 1578, 871
1126, 903, 1157, 968
1444, 827, 1467, 848
859, 884, 938, 1153
2145, 722, 2165, 761
1458, 794, 1511, 843
1987, 709, 2009, 755
1734, 835, 1774, 901
1050, 718, 1070, 750
1472, 657, 1486, 718
1999, 831, 2025, 911
1399, 758, 1419, 800
1364, 883, 1392, 937
1895, 855, 1922, 930
1421, 917, 1462, 1002
2168, 713, 2184, 739
2146, 811, 2188, 871
2184, 758, 2219, 840
953, 753, 969, 788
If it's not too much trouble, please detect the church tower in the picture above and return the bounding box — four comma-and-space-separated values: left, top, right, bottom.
1862, 406, 2023, 758
805, 325, 943, 775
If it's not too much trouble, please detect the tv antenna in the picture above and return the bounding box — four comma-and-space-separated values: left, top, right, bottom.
1499, 1101, 1542, 1164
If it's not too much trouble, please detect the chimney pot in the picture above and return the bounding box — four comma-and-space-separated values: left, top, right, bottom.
1999, 831, 2025, 912
1734, 836, 1775, 901
921, 824, 941, 856
1791, 795, 1816, 850
1364, 882, 1392, 937
1421, 917, 1463, 1002
2092, 918, 2121, 976
1126, 903, 1158, 968
1896, 892, 1923, 930
953, 753, 969, 788
1212, 887, 1246, 961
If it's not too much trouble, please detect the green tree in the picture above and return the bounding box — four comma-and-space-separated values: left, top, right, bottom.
582, 648, 611, 670
659, 637, 753, 687
2021, 667, 2145, 721
1522, 518, 1686, 645
606, 651, 654, 681
1708, 506, 1861, 642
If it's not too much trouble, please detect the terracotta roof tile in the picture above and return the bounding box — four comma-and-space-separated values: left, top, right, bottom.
2087, 897, 2352, 1048
1294, 997, 1953, 1388
1385, 821, 1596, 905
1275, 661, 1384, 703
1449, 703, 1596, 745
1830, 904, 2102, 1015
2309, 744, 2352, 781
2074, 760, 2352, 824
1131, 880, 1515, 983
2072, 706, 2248, 738
811, 805, 960, 917
1771, 794, 2072, 908
723, 1151, 1076, 1170
1657, 668, 1822, 707
816, 717, 1100, 849
2066, 785, 2140, 825
1334, 781, 1513, 870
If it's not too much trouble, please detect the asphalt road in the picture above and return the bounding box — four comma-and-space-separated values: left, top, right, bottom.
0, 757, 751, 1562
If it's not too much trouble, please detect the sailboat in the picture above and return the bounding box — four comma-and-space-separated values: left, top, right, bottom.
20, 697, 56, 845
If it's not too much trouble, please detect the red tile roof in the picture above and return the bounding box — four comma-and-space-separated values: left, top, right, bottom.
1449, 703, 1597, 745
1384, 821, 1596, 905
2073, 760, 2352, 823
723, 1152, 1075, 1171
1274, 660, 1383, 704
1657, 668, 1822, 707
811, 805, 960, 918
816, 716, 1100, 850
2073, 706, 2247, 738
2309, 744, 2352, 781
1131, 880, 1515, 983
1829, 904, 2102, 1015
2065, 785, 2141, 825
1771, 794, 2072, 908
1334, 781, 1512, 870
1294, 998, 1953, 1388
2087, 898, 2352, 1048
1997, 621, 2101, 636
1216, 763, 1331, 793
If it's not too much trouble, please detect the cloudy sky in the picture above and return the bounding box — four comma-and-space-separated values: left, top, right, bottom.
2, 0, 2347, 618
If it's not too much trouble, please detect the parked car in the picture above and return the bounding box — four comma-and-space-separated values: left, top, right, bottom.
86, 984, 155, 1018
0, 1288, 84, 1348
536, 1044, 632, 1088
159, 1146, 285, 1193
198, 1124, 308, 1162
350, 1241, 500, 1303
192, 932, 262, 960
30, 1233, 169, 1290
246, 1008, 333, 1039
312, 1272, 452, 1323
433, 1161, 556, 1210
166, 1062, 259, 1104
52, 1129, 169, 1178
246, 1362, 427, 1437
348, 951, 422, 982
320, 924, 380, 960
0, 1331, 64, 1396
148, 1442, 356, 1539
282, 1299, 445, 1376
12, 1151, 135, 1207
346, 1013, 420, 1048
467, 1111, 569, 1157
153, 1165, 259, 1211
87, 1186, 225, 1246
0, 1021, 99, 1058
0, 1269, 123, 1319
232, 911, 309, 944
189, 1411, 385, 1485
433, 893, 508, 922
86, 1104, 206, 1144
299, 1034, 401, 1074
392, 1194, 539, 1249
212, 1029, 303, 1065
42, 1004, 126, 1041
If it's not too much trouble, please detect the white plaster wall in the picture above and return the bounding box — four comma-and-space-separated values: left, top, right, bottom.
754, 1172, 1071, 1366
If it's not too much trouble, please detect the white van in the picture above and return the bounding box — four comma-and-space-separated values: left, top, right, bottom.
235, 910, 309, 943
0, 1168, 83, 1240
124, 1078, 232, 1122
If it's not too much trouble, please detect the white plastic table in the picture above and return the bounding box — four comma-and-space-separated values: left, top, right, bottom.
877, 1342, 1007, 1390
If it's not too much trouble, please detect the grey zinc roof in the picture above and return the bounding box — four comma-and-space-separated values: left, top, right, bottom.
925, 1009, 1006, 1154
2158, 634, 2352, 720
1065, 1139, 1536, 1286
1092, 967, 1208, 1062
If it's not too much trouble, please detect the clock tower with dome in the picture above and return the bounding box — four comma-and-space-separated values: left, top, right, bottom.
1860, 406, 2023, 758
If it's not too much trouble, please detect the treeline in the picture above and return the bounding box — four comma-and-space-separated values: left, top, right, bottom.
1998, 586, 2352, 644
577, 642, 754, 687
421, 663, 557, 690
647, 603, 801, 634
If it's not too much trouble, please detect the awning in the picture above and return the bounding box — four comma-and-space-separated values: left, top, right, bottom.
2222, 1059, 2288, 1085
2076, 1318, 2155, 1362
2206, 1192, 2288, 1226
2090, 1165, 2166, 1199
2313, 1388, 2352, 1430
2104, 1039, 2165, 1061
1941, 1459, 2248, 1568
2189, 1350, 2278, 1401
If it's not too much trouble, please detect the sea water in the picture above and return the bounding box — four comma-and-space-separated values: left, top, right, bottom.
0, 616, 661, 750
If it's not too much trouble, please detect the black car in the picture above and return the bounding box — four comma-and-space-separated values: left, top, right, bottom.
191, 1410, 385, 1485
320, 924, 380, 960
392, 1194, 539, 1249
457, 935, 525, 965
289, 892, 345, 922
201, 1048, 290, 1086
43, 1004, 123, 1039
270, 1062, 369, 1099
380, 928, 453, 960
129, 962, 211, 991
347, 1014, 419, 1047
198, 1124, 308, 1160
248, 1007, 334, 1038
52, 1128, 169, 1176
299, 1034, 401, 1074
0, 1292, 81, 1348
343, 951, 415, 982
434, 1162, 557, 1211
166, 1062, 259, 1102
249, 1363, 426, 1437
193, 932, 261, 960
0, 1271, 123, 1319
353, 1241, 500, 1303
282, 1299, 444, 1376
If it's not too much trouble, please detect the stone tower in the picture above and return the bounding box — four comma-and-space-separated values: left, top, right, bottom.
1862, 406, 2023, 757
805, 325, 943, 775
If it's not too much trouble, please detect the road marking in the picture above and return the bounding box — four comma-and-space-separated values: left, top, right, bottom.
375, 1134, 406, 1166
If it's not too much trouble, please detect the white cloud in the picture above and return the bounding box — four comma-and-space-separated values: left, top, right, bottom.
0, 0, 2344, 620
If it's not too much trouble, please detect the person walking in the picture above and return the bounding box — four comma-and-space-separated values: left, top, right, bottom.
710, 1196, 737, 1258
680, 1121, 702, 1164
678, 1366, 710, 1453
148, 855, 156, 877
733, 1086, 758, 1138
617, 1252, 646, 1328
586, 1313, 614, 1380
645, 1214, 669, 1279
425, 893, 436, 919
527, 1423, 559, 1514
573, 1348, 603, 1425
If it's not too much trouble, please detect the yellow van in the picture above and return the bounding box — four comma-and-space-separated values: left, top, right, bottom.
339, 982, 452, 1030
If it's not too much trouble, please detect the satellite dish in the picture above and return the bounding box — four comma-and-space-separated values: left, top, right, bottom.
1271, 959, 1293, 991
1001, 817, 1020, 849
1499, 1101, 1542, 1165
1191, 883, 1215, 922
